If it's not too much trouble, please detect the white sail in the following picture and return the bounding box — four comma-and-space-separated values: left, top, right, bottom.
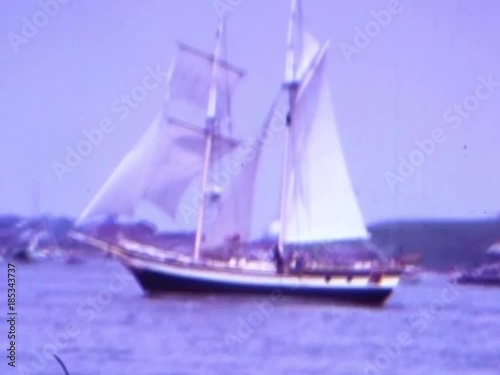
78, 115, 238, 223
283, 44, 369, 243
167, 43, 244, 132
201, 151, 258, 247
78, 43, 243, 224
201, 94, 285, 247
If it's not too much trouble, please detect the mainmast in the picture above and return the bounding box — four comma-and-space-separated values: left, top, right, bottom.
193, 18, 225, 261
278, 0, 301, 257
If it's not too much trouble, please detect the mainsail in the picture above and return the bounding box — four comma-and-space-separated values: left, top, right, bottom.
283, 44, 368, 243
78, 43, 243, 224
280, 0, 368, 244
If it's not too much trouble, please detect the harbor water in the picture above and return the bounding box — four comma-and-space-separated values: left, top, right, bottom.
3, 259, 499, 375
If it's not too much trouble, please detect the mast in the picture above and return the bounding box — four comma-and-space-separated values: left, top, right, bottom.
193, 18, 225, 261
278, 0, 301, 257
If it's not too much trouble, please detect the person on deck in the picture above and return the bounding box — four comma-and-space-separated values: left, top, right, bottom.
273, 244, 284, 274
291, 251, 305, 274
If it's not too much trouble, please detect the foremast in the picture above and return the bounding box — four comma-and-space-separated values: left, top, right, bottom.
193, 18, 226, 261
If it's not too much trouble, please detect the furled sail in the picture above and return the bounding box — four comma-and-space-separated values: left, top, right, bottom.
78, 115, 239, 223
283, 43, 369, 243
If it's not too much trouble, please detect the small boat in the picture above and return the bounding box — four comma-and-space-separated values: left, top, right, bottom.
400, 265, 423, 284
11, 231, 51, 262
454, 242, 500, 286
75, 0, 402, 305
393, 252, 424, 284
455, 264, 500, 286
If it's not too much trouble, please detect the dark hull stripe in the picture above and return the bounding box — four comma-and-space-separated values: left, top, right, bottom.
129, 267, 394, 306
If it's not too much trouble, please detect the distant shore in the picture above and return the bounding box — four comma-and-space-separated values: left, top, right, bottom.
1, 214, 499, 269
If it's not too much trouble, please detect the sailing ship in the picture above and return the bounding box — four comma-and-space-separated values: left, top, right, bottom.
75, 0, 402, 305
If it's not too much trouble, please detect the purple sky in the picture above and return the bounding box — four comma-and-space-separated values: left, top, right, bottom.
1, 0, 500, 234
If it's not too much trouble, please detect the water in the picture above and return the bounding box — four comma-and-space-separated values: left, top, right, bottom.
3, 259, 499, 375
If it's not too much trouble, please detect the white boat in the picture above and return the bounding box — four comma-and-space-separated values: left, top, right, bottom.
75, 0, 402, 305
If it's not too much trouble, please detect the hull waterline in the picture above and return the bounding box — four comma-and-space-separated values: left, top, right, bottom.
129, 267, 394, 305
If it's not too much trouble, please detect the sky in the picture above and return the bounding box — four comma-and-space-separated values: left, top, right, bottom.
1, 0, 500, 235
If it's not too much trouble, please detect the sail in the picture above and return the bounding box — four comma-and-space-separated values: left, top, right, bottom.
201, 149, 259, 247
201, 94, 285, 247
78, 114, 238, 223
78, 42, 244, 224
167, 43, 244, 132
283, 44, 369, 243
